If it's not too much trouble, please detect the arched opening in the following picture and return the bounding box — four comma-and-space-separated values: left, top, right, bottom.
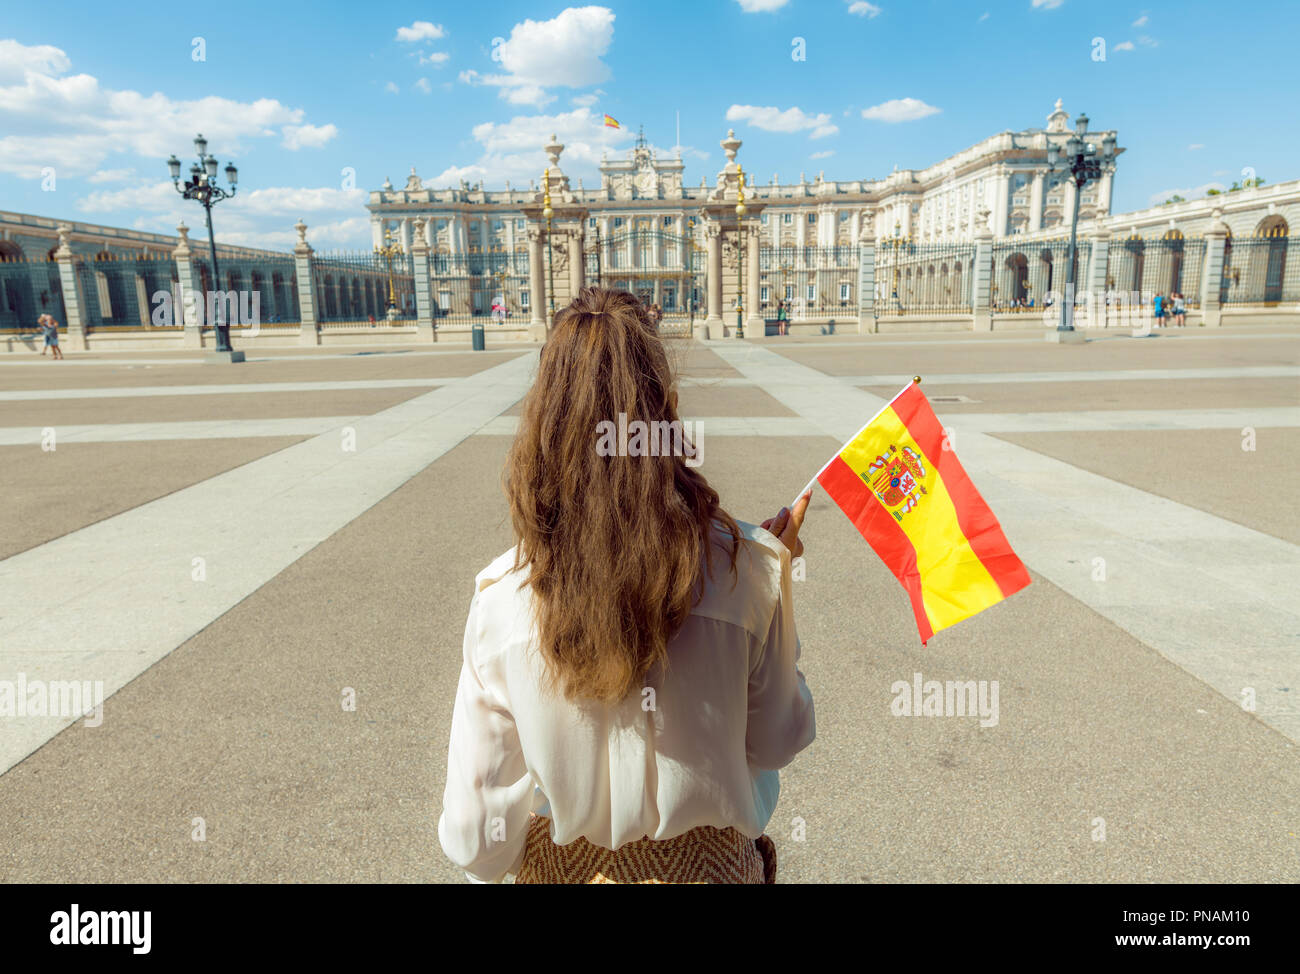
1123, 235, 1145, 293
1040, 248, 1055, 297
1256, 217, 1289, 305
1162, 229, 1186, 295
1004, 253, 1028, 306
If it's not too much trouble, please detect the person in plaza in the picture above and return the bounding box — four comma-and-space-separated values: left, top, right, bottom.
1172, 291, 1187, 326
438, 285, 815, 884
1153, 291, 1166, 328
38, 314, 63, 359
776, 298, 788, 335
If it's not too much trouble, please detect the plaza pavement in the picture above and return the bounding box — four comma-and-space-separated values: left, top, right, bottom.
0, 325, 1296, 883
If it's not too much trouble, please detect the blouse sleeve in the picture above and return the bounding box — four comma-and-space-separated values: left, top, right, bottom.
745, 547, 816, 770
437, 590, 536, 883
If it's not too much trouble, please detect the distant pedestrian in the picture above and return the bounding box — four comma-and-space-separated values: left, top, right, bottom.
39, 314, 63, 359
1172, 292, 1187, 327
1153, 292, 1166, 328
776, 299, 788, 336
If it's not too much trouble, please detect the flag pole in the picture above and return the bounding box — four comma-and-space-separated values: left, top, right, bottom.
790, 376, 921, 508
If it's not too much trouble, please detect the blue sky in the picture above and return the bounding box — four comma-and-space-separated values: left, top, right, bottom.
2, 0, 1296, 251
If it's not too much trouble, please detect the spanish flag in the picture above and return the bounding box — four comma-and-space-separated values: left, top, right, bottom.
603, 114, 620, 128
807, 379, 1030, 642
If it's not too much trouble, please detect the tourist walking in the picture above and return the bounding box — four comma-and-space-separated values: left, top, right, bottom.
438, 286, 815, 884
1172, 292, 1187, 327
777, 298, 788, 336
39, 314, 63, 359
1153, 292, 1166, 329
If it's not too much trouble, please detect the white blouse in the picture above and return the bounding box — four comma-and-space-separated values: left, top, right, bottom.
437, 522, 816, 883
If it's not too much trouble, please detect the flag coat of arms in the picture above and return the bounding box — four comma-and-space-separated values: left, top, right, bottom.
810, 380, 1030, 642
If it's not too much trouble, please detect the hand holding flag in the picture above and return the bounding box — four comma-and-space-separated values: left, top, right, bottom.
796, 378, 1030, 642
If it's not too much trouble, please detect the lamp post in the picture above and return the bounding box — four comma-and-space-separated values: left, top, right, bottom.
543, 168, 555, 325
1046, 113, 1117, 332
168, 134, 238, 351
593, 223, 603, 288
374, 227, 404, 318
735, 165, 746, 338
685, 216, 696, 327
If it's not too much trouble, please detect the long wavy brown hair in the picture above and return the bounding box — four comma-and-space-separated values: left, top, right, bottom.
505, 286, 741, 703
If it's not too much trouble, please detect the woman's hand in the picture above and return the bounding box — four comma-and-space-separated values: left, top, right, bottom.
761, 489, 811, 558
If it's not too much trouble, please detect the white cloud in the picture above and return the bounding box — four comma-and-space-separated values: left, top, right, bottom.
0, 39, 338, 179
726, 104, 838, 139
810, 150, 834, 159
395, 21, 445, 42
1146, 182, 1225, 206
735, 0, 789, 10
428, 107, 704, 188
1031, 0, 1063, 8
1188, 143, 1204, 151
385, 81, 400, 94
414, 78, 432, 94
847, 2, 881, 16
282, 123, 338, 150
1114, 40, 1135, 51
88, 168, 134, 183
861, 97, 940, 122
978, 11, 990, 21
418, 51, 450, 66
1132, 14, 1148, 27
1137, 34, 1158, 47
461, 7, 615, 106
572, 93, 599, 107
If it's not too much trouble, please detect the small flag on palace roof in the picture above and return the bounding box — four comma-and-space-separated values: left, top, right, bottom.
806, 379, 1030, 643
603, 114, 620, 128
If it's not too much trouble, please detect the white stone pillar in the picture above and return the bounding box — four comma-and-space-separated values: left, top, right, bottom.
972, 211, 994, 332
52, 223, 88, 350
703, 220, 723, 340
857, 220, 876, 334
293, 220, 319, 345
993, 170, 1011, 237
171, 223, 202, 349
410, 218, 434, 342
745, 223, 763, 337
1029, 173, 1045, 232
527, 226, 546, 340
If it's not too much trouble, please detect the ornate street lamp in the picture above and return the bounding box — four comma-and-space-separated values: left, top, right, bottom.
685, 216, 696, 327
883, 221, 911, 312
593, 223, 603, 288
543, 168, 555, 324
374, 227, 404, 317
735, 165, 746, 338
1046, 113, 1117, 332
168, 134, 238, 350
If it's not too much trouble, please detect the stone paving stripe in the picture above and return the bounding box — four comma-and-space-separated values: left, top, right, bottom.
0, 417, 363, 446
0, 378, 446, 401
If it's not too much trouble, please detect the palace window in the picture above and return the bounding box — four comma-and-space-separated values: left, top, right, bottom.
662, 216, 673, 227
782, 213, 793, 224
840, 282, 851, 301
760, 285, 770, 303
492, 220, 504, 231
761, 213, 769, 224
589, 218, 597, 228
614, 217, 624, 228
784, 284, 794, 301
806, 283, 817, 301
808, 213, 817, 224
521, 290, 529, 309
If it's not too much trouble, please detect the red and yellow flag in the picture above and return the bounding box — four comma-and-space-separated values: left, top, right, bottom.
603, 114, 620, 128
810, 380, 1030, 642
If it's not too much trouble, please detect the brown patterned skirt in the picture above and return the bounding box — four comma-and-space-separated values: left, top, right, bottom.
514, 814, 777, 884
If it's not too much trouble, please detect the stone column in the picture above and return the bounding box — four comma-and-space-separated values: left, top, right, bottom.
371, 218, 384, 249
527, 226, 546, 341
972, 210, 994, 332
1029, 173, 1045, 232
569, 226, 585, 297
993, 169, 1011, 237
703, 220, 723, 340
745, 223, 763, 338
857, 220, 876, 334
53, 223, 88, 351
1201, 209, 1228, 328
1083, 222, 1111, 329
293, 220, 320, 346
410, 218, 434, 342
172, 223, 203, 349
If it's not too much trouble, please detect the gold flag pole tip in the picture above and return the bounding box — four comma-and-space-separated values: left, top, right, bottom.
913, 375, 922, 384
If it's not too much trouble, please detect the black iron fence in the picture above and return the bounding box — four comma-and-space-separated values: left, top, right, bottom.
76, 255, 177, 327
0, 259, 66, 332
313, 252, 414, 324
874, 242, 975, 315
1107, 235, 1206, 308
591, 229, 703, 336
428, 250, 530, 327
990, 239, 1090, 314
759, 244, 860, 320
1220, 234, 1298, 306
